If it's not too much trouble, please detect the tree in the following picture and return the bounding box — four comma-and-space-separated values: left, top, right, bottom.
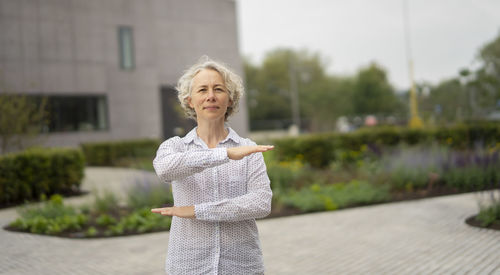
244, 54, 292, 125
351, 63, 401, 116
244, 48, 354, 131
421, 30, 500, 124
459, 31, 500, 118
0, 94, 49, 154
303, 75, 355, 131
479, 31, 500, 79
420, 78, 468, 124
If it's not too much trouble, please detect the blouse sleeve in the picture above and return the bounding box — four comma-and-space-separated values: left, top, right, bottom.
194, 151, 273, 222
153, 137, 230, 182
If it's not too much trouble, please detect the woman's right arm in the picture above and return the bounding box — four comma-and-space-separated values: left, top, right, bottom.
153, 137, 229, 182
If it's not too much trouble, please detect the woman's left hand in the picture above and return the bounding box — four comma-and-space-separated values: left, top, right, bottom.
151, 206, 195, 218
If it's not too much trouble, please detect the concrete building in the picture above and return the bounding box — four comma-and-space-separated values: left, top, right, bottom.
0, 0, 248, 148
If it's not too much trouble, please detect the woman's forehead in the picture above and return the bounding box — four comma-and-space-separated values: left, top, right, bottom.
192, 69, 224, 85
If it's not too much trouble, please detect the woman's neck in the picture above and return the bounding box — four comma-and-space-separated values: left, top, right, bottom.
196, 119, 228, 148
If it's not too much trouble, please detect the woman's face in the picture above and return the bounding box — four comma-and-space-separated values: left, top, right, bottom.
188, 69, 231, 122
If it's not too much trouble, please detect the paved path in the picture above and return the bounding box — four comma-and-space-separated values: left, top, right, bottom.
1, 168, 499, 275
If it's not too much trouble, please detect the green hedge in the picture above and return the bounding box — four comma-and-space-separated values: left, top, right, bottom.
273, 123, 500, 168
81, 139, 161, 166
0, 148, 85, 205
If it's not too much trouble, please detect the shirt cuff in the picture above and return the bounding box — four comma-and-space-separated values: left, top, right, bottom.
211, 147, 228, 162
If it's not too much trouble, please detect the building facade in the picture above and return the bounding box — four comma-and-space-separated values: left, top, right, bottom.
0, 0, 248, 148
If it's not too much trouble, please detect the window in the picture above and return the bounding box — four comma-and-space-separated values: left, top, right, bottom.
44, 95, 109, 132
118, 26, 135, 70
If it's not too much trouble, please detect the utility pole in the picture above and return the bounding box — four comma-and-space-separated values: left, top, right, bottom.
403, 0, 423, 128
288, 58, 301, 134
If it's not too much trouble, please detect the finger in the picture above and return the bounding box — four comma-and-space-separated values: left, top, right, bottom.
255, 145, 274, 152
161, 209, 174, 216
258, 145, 274, 149
151, 208, 166, 213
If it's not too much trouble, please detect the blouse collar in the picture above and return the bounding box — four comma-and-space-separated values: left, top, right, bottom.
182, 126, 242, 146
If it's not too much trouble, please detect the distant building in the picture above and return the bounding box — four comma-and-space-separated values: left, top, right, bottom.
0, 0, 248, 148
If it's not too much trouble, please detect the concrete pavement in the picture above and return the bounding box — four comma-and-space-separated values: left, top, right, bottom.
0, 167, 499, 274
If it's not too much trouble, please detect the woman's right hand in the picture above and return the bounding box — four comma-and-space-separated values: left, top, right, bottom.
227, 145, 274, 160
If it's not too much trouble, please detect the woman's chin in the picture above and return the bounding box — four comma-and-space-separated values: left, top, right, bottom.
197, 114, 226, 123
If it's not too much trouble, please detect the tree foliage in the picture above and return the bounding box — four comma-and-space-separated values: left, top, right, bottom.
420, 30, 500, 124
420, 79, 468, 123
0, 94, 48, 154
245, 48, 330, 130
352, 63, 401, 116
245, 49, 403, 131
472, 31, 500, 113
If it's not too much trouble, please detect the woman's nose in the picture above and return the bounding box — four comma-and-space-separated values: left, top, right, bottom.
206, 89, 216, 100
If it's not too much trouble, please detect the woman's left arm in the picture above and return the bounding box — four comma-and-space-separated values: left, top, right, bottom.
193, 151, 272, 222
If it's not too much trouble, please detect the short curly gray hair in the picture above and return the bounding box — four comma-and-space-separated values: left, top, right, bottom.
176, 56, 244, 121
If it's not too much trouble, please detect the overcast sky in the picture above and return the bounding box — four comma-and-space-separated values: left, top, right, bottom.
235, 0, 500, 91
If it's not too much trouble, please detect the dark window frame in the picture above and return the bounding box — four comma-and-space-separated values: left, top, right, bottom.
27, 94, 110, 133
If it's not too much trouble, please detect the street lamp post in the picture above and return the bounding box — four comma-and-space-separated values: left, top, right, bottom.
403, 0, 423, 128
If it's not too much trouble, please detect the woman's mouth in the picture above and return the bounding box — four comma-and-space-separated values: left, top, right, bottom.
203, 106, 219, 110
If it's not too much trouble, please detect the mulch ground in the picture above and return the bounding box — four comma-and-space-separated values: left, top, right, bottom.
465, 215, 500, 231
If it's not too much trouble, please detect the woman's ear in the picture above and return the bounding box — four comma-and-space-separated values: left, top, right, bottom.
187, 96, 193, 108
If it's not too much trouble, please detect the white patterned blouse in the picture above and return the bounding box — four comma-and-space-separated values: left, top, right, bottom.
153, 127, 272, 275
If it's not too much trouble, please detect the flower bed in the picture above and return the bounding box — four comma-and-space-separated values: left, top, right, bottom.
5, 179, 173, 238
266, 143, 500, 230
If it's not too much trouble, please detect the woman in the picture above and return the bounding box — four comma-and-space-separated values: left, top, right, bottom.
151, 56, 274, 275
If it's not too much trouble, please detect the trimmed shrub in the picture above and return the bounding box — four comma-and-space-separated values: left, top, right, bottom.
274, 133, 338, 168
273, 123, 500, 168
0, 147, 85, 205
81, 139, 161, 166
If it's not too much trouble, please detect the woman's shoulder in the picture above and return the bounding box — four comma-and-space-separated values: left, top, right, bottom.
157, 136, 185, 152
161, 135, 183, 144
160, 128, 197, 146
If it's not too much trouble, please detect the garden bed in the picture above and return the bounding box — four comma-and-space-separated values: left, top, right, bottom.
4, 180, 174, 238
4, 140, 500, 237
466, 215, 500, 231
5, 204, 171, 238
